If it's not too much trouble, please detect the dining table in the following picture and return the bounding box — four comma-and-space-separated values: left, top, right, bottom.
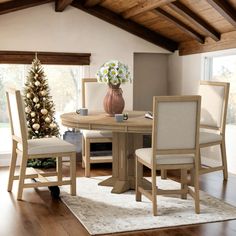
60, 111, 152, 193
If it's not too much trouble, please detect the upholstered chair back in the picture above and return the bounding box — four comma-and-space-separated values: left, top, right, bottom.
153, 96, 201, 152
82, 78, 108, 111
199, 81, 229, 131
6, 88, 28, 145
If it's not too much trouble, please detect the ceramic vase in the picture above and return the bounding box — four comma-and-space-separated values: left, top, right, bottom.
103, 83, 125, 116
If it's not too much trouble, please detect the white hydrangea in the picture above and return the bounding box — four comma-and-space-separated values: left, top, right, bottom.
96, 60, 131, 85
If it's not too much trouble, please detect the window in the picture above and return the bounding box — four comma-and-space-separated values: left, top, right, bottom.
0, 64, 87, 155
204, 53, 236, 173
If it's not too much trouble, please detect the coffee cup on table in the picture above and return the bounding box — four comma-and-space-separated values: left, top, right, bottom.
115, 113, 128, 122
76, 108, 88, 116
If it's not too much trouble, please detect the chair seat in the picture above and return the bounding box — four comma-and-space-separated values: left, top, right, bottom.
199, 131, 222, 144
82, 130, 112, 138
135, 148, 194, 165
18, 138, 76, 155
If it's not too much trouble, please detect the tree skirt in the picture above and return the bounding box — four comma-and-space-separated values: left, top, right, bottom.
61, 176, 236, 235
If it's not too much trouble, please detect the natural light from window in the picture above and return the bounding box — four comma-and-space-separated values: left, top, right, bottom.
0, 64, 85, 155
205, 54, 236, 173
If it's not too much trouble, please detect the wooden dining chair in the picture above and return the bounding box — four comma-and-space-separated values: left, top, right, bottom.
198, 81, 230, 180
81, 78, 112, 177
6, 88, 77, 200
135, 96, 201, 216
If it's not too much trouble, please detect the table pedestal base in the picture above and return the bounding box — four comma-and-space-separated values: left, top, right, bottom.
98, 132, 149, 193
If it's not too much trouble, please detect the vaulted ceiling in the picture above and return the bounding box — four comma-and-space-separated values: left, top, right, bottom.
0, 0, 236, 55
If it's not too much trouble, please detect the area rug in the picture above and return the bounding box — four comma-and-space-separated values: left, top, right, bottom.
61, 176, 236, 235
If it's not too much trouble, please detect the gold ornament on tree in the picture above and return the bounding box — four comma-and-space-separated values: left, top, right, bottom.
25, 106, 31, 113
41, 108, 48, 115
35, 81, 41, 86
32, 123, 40, 130
40, 90, 46, 96
26, 93, 32, 98
45, 117, 51, 123
30, 112, 36, 117
33, 97, 39, 103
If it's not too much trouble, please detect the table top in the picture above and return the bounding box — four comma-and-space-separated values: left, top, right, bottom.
60, 111, 152, 133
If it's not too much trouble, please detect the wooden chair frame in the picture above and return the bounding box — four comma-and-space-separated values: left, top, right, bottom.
6, 88, 76, 200
136, 96, 201, 216
199, 81, 230, 180
81, 78, 112, 177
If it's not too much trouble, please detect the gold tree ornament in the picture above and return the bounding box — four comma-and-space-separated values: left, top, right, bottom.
40, 90, 46, 96
25, 106, 31, 113
33, 97, 39, 103
32, 123, 40, 130
34, 81, 40, 86
30, 112, 36, 117
45, 117, 51, 123
41, 108, 48, 115
26, 92, 32, 98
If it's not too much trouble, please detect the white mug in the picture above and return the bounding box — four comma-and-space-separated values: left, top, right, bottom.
76, 108, 88, 116
115, 113, 128, 122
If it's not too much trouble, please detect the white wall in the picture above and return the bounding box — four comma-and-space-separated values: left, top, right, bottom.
0, 2, 169, 110
168, 51, 203, 95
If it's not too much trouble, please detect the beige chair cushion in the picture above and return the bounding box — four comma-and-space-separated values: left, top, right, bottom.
199, 131, 222, 144
82, 130, 112, 138
135, 148, 194, 165
18, 138, 76, 155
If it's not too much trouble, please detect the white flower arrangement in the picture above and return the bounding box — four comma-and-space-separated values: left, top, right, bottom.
96, 60, 131, 86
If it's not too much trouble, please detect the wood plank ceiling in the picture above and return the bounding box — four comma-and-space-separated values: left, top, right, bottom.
0, 0, 236, 55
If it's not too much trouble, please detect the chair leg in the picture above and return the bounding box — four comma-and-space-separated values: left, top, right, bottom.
7, 141, 17, 192
161, 169, 167, 179
181, 169, 188, 199
190, 169, 195, 186
135, 156, 142, 202
151, 167, 157, 216
82, 136, 85, 168
221, 140, 228, 180
193, 168, 200, 214
70, 153, 77, 196
57, 156, 62, 183
17, 154, 28, 200
84, 138, 91, 177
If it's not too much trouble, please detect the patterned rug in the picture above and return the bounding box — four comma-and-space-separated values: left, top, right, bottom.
61, 176, 236, 235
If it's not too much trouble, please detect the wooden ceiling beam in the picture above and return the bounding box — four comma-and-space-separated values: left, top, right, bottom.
0, 0, 53, 15
72, 1, 178, 52
153, 9, 205, 43
122, 0, 176, 19
55, 0, 73, 12
84, 0, 106, 7
179, 31, 236, 56
207, 0, 236, 28
169, 1, 221, 41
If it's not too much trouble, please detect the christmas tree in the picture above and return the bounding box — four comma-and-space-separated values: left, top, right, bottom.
24, 55, 60, 168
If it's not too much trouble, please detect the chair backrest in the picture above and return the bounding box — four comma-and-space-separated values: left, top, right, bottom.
82, 78, 108, 111
199, 81, 229, 133
6, 88, 28, 147
152, 96, 201, 156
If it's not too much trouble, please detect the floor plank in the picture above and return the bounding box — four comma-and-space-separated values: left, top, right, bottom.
1, 162, 236, 236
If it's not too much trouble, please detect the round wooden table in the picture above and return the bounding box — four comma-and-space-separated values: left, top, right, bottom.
61, 111, 152, 193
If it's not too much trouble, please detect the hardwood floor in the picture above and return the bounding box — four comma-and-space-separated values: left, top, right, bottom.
1, 162, 236, 236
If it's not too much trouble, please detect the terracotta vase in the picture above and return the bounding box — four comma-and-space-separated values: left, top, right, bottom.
103, 83, 125, 116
